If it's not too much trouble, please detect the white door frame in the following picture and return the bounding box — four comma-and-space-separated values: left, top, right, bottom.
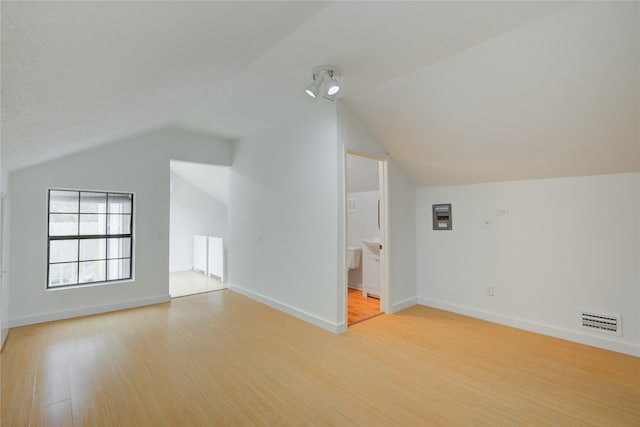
378, 159, 390, 314
343, 149, 391, 325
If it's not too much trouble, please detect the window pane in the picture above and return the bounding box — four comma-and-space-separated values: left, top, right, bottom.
50, 240, 78, 263
49, 214, 79, 236
78, 261, 106, 284
48, 189, 133, 288
107, 238, 131, 259
108, 215, 131, 235
107, 258, 131, 281
79, 239, 106, 261
108, 194, 132, 214
79, 214, 106, 235
49, 190, 78, 213
49, 262, 78, 287
80, 192, 107, 213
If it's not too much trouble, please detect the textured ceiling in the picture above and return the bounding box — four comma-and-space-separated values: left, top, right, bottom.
1, 1, 326, 170
2, 1, 638, 186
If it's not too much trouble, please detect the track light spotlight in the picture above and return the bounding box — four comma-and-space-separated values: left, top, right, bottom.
305, 65, 341, 101
305, 80, 321, 98
325, 79, 340, 96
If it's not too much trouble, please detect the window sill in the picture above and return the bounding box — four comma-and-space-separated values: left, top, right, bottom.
45, 278, 135, 291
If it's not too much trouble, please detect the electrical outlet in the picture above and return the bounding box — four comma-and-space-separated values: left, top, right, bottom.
482, 217, 492, 229
428, 280, 433, 289
497, 209, 510, 216
486, 286, 494, 296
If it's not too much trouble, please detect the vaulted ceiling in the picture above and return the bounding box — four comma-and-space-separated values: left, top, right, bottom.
2, 1, 638, 186
170, 160, 230, 205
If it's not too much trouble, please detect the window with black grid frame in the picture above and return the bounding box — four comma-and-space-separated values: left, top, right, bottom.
47, 189, 133, 288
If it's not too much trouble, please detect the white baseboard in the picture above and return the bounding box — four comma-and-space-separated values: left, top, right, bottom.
348, 284, 363, 290
1, 328, 8, 351
169, 266, 192, 273
417, 297, 640, 357
391, 296, 417, 314
9, 295, 171, 328
228, 283, 345, 334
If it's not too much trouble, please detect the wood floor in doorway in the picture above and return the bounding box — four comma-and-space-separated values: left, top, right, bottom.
348, 288, 381, 326
170, 271, 224, 298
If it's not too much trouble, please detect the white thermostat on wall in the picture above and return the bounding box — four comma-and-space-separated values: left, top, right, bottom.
432, 204, 452, 230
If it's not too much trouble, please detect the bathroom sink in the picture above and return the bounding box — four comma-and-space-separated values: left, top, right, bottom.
362, 239, 381, 253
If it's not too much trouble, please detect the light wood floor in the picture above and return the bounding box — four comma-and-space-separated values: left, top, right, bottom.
169, 270, 224, 298
2, 291, 639, 426
348, 288, 380, 326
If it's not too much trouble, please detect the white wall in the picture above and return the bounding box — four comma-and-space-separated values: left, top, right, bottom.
416, 172, 640, 356
347, 191, 380, 248
0, 167, 8, 348
169, 171, 228, 273
228, 102, 342, 331
386, 159, 418, 310
8, 128, 232, 326
346, 154, 379, 193
346, 190, 380, 288
338, 102, 417, 313
228, 100, 417, 331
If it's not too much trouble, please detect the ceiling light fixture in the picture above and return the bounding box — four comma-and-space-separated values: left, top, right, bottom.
305, 65, 341, 101
305, 79, 322, 98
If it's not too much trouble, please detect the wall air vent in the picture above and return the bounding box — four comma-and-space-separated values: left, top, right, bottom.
581, 312, 621, 336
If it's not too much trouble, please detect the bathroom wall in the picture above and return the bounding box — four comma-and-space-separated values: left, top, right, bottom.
346, 153, 379, 193
347, 191, 380, 246
347, 190, 380, 288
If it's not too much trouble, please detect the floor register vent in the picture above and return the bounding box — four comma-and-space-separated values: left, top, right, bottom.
581, 312, 621, 336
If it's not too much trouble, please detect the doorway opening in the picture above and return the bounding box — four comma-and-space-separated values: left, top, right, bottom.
169, 160, 230, 298
345, 152, 387, 326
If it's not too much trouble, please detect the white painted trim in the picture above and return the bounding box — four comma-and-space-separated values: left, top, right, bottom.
1, 329, 7, 350
338, 144, 348, 329
228, 283, 345, 334
417, 297, 640, 357
9, 294, 171, 328
335, 322, 348, 333
391, 296, 417, 314
346, 148, 390, 161
343, 150, 390, 320
379, 159, 390, 314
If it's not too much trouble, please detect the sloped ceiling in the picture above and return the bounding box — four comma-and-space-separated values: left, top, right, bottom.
1, 1, 327, 170
2, 1, 639, 186
170, 160, 230, 205
347, 2, 640, 185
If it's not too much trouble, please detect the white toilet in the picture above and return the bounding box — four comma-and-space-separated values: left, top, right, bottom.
346, 246, 361, 270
